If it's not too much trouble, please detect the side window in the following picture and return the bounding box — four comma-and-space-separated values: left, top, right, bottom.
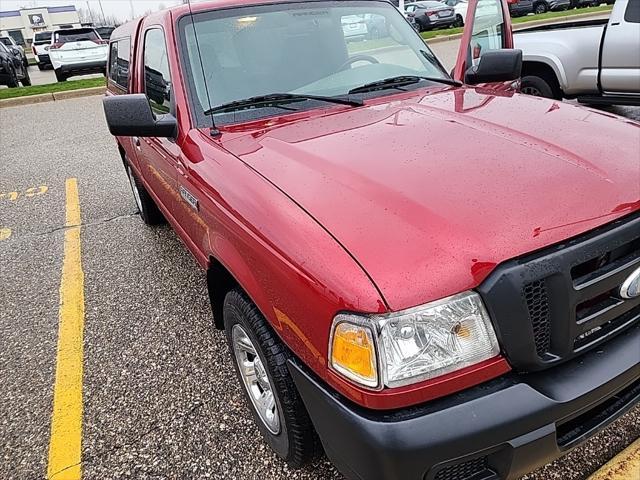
116, 38, 130, 88
108, 39, 131, 90
144, 28, 172, 114
625, 0, 640, 23
108, 42, 118, 83
468, 0, 504, 66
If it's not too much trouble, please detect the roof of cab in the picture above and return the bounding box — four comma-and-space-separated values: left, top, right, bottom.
110, 0, 387, 40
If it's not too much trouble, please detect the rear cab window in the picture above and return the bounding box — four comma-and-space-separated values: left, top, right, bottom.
0, 37, 12, 47
108, 38, 131, 91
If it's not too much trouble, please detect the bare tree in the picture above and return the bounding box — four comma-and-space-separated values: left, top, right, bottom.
78, 7, 122, 27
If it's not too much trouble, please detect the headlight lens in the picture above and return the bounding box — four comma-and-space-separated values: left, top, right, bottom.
330, 291, 500, 389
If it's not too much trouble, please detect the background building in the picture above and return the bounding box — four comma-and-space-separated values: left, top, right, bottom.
0, 5, 81, 46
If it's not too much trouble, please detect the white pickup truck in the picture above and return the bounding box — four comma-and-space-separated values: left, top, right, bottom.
515, 0, 640, 106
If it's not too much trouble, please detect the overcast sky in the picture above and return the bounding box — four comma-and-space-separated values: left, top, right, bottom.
1, 0, 187, 22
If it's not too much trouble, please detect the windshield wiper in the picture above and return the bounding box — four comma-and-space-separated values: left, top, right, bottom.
204, 93, 363, 115
348, 75, 461, 95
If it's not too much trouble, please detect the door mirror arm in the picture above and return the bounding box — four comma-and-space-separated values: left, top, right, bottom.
464, 49, 522, 85
103, 94, 177, 139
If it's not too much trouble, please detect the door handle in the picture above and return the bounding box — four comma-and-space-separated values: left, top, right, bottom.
133, 137, 141, 149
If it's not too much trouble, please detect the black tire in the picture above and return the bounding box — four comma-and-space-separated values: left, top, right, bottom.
521, 74, 557, 99
454, 14, 464, 27
534, 2, 548, 14
20, 67, 31, 87
6, 66, 19, 88
224, 289, 318, 468
125, 164, 165, 225
37, 63, 45, 71
54, 69, 67, 82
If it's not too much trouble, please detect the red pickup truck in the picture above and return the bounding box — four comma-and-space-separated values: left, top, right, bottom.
102, 1, 640, 479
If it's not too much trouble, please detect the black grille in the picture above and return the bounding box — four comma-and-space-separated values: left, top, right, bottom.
479, 213, 640, 372
433, 456, 494, 480
523, 280, 551, 356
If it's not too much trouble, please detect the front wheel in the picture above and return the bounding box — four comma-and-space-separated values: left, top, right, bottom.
534, 2, 548, 14
454, 14, 464, 27
521, 75, 556, 99
6, 66, 19, 88
20, 67, 31, 86
224, 289, 318, 467
126, 164, 165, 225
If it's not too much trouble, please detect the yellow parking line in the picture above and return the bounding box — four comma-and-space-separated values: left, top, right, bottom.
588, 438, 640, 480
47, 178, 85, 480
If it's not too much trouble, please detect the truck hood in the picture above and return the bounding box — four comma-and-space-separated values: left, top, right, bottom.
220, 87, 640, 311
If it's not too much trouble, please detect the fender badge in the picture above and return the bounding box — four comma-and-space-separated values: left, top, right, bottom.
619, 266, 640, 299
179, 186, 199, 211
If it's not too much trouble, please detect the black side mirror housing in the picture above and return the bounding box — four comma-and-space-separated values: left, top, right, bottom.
102, 94, 177, 138
464, 49, 522, 85
10, 47, 21, 56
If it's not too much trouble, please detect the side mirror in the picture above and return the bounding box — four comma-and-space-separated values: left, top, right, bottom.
464, 49, 522, 85
103, 94, 177, 138
10, 47, 21, 57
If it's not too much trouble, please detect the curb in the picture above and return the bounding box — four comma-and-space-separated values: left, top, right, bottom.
0, 86, 105, 108
425, 9, 610, 44
588, 438, 640, 480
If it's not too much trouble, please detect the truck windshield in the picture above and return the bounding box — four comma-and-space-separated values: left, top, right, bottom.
179, 0, 449, 126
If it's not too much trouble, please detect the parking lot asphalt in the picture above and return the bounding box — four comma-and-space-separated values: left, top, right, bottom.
1, 96, 638, 480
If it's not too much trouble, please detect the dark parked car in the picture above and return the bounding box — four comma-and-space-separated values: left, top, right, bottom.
509, 0, 534, 16
95, 26, 116, 40
405, 1, 457, 31
0, 35, 28, 69
0, 40, 30, 87
533, 0, 570, 13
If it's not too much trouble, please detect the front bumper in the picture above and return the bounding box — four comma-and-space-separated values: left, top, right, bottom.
288, 324, 639, 480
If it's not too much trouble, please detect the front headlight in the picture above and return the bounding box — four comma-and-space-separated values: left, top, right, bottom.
329, 291, 500, 389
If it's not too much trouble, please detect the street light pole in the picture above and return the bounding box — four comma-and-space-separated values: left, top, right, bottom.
85, 1, 95, 24
129, 0, 135, 19
97, 0, 107, 25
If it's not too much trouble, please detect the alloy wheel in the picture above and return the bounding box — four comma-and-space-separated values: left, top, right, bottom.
232, 324, 281, 434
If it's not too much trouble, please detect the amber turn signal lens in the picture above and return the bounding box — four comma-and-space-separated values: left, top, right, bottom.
330, 322, 378, 388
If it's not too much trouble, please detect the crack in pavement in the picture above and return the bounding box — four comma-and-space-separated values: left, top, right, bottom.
49, 399, 212, 478
0, 212, 140, 242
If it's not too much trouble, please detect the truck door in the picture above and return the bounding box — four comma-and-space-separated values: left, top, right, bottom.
136, 26, 181, 216
453, 0, 516, 91
600, 0, 640, 94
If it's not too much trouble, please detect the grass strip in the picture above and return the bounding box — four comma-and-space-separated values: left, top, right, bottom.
0, 77, 105, 100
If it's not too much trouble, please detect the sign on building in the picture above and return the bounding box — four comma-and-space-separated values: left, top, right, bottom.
28, 14, 46, 27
